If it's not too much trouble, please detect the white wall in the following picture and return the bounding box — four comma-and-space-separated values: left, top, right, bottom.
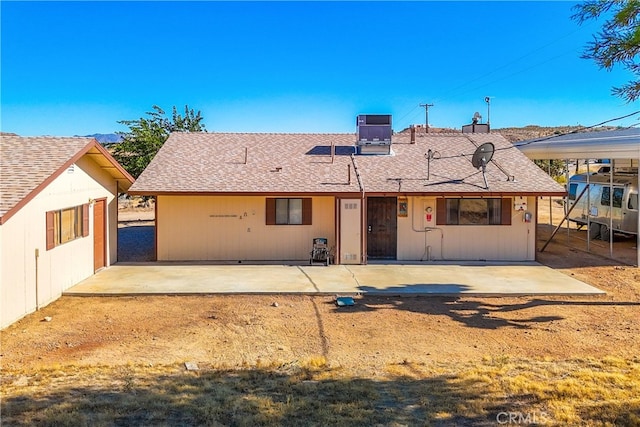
1, 156, 119, 329
397, 196, 536, 261
157, 195, 336, 261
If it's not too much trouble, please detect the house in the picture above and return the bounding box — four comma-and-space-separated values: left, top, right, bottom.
0, 134, 134, 328
128, 118, 565, 264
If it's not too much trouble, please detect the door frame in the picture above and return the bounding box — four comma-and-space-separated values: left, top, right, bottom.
366, 196, 398, 260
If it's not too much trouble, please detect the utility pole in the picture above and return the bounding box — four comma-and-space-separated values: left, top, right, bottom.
420, 103, 434, 133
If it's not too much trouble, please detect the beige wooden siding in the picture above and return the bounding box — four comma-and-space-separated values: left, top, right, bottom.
397, 196, 536, 261
1, 156, 118, 329
157, 195, 336, 261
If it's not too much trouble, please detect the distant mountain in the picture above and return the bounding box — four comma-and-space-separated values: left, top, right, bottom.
82, 133, 122, 144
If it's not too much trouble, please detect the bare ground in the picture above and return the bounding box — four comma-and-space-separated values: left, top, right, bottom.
1, 200, 639, 376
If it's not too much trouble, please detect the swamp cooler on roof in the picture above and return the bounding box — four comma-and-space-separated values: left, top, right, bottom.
356, 114, 392, 155
356, 114, 392, 145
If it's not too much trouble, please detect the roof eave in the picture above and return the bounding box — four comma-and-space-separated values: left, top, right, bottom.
0, 139, 135, 225
127, 190, 566, 197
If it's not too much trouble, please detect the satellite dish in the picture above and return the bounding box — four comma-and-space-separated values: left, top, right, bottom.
471, 142, 494, 168
471, 142, 494, 189
473, 112, 482, 120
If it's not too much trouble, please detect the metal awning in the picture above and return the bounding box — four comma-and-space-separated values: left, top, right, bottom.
514, 128, 639, 267
515, 128, 640, 160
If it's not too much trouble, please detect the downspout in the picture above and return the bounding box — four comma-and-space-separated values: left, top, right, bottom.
350, 154, 366, 264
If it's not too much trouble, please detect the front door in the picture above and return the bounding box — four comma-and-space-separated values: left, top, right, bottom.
367, 197, 397, 259
93, 199, 106, 271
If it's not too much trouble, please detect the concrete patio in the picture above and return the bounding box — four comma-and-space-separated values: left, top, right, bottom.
66, 261, 605, 296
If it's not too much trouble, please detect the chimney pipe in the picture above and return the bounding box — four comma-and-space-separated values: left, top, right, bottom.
410, 125, 416, 144
348, 164, 352, 184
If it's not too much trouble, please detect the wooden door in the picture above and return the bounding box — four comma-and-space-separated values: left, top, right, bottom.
367, 197, 397, 259
93, 199, 106, 271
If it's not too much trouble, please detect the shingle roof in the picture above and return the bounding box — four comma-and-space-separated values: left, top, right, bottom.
0, 135, 134, 224
129, 132, 565, 196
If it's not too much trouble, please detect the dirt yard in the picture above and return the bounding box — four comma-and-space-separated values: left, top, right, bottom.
1, 201, 639, 376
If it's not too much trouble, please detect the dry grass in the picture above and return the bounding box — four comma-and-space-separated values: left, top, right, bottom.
3, 356, 640, 426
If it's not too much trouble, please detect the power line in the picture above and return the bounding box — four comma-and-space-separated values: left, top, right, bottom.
429, 110, 640, 160
394, 104, 422, 128
512, 110, 640, 148
395, 22, 601, 131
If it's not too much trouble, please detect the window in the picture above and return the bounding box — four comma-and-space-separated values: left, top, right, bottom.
600, 186, 624, 208
46, 204, 89, 250
276, 198, 302, 224
568, 183, 578, 201
437, 198, 511, 226
266, 198, 312, 225
630, 193, 638, 211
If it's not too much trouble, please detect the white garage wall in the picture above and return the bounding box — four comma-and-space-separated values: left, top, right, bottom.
1, 156, 119, 329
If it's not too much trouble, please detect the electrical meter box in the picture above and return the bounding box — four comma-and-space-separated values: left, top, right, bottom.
514, 196, 527, 211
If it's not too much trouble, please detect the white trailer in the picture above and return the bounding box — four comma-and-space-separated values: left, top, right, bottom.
567, 171, 638, 240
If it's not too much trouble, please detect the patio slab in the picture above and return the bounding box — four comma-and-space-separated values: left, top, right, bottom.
66, 262, 605, 296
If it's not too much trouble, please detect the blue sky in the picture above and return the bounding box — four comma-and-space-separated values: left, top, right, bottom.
1, 1, 638, 136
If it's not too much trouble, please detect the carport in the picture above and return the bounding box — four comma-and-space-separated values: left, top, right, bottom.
516, 128, 640, 267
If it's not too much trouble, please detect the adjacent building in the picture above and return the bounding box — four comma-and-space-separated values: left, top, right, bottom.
0, 134, 134, 328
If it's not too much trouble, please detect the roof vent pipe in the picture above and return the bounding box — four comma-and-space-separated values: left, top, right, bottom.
410, 125, 416, 144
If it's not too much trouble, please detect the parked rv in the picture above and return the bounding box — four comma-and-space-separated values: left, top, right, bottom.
567, 170, 639, 240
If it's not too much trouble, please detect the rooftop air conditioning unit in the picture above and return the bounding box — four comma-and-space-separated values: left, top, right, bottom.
356, 114, 392, 146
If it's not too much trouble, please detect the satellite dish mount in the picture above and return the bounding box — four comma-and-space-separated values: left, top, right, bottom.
424, 148, 441, 180
471, 142, 495, 189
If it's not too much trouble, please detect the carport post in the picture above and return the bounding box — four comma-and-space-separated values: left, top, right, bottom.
566, 159, 570, 244
548, 161, 553, 225
609, 159, 613, 258
586, 159, 590, 253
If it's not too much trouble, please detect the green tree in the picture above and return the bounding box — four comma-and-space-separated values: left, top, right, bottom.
534, 159, 567, 180
572, 0, 640, 102
113, 105, 206, 178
